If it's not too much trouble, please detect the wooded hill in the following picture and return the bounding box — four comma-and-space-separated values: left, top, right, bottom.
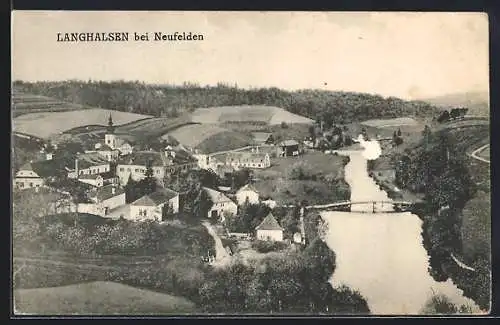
13, 80, 442, 123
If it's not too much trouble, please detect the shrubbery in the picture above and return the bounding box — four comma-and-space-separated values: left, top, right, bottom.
251, 240, 289, 253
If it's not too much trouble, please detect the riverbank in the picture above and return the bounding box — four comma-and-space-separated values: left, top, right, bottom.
368, 158, 490, 312
322, 151, 480, 314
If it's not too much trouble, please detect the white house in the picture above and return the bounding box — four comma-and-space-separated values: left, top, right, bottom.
235, 184, 260, 205
96, 144, 120, 162
255, 213, 284, 242
66, 153, 111, 179
116, 147, 198, 186
200, 187, 238, 222
129, 188, 180, 222
77, 171, 118, 188
14, 162, 45, 190
223, 152, 271, 169
78, 184, 126, 217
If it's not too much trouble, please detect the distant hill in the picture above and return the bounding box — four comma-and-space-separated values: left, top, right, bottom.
421, 92, 489, 116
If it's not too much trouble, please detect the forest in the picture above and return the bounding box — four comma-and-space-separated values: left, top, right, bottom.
13, 80, 441, 124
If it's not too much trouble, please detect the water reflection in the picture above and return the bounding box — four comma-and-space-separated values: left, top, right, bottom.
322, 152, 479, 315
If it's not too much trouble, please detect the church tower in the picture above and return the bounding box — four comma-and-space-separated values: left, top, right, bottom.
105, 114, 117, 149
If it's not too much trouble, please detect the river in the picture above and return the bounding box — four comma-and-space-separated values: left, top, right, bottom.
321, 151, 480, 315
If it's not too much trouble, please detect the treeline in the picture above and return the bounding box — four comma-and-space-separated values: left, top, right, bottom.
13, 80, 441, 123
393, 127, 490, 310
199, 237, 370, 314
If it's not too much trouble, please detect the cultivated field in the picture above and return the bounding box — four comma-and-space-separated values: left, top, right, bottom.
360, 117, 420, 128
13, 109, 152, 139
191, 105, 314, 125
165, 124, 228, 148
11, 90, 90, 117
195, 131, 255, 154
14, 281, 196, 315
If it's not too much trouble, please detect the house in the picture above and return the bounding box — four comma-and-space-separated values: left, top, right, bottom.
78, 184, 126, 217
255, 213, 284, 242
77, 171, 119, 188
13, 158, 64, 190
199, 187, 238, 222
66, 153, 111, 179
223, 151, 271, 169
236, 183, 260, 205
252, 132, 274, 145
14, 162, 46, 190
116, 146, 198, 186
95, 143, 120, 162
129, 188, 179, 221
277, 140, 301, 157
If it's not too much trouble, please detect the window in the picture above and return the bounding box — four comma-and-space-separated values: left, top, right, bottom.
258, 164, 262, 168
120, 168, 124, 172
29, 182, 33, 187
18, 183, 24, 188
80, 171, 84, 175
135, 169, 140, 172
156, 170, 160, 174
127, 168, 131, 172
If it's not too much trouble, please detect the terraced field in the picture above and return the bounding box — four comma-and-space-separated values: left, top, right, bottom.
191, 105, 314, 125
11, 90, 89, 117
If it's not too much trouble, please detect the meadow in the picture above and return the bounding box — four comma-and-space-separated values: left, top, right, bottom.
191, 105, 314, 125
14, 281, 197, 315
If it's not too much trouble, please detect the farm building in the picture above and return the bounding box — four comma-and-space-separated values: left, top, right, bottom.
66, 153, 111, 179
129, 188, 179, 221
116, 146, 198, 186
223, 152, 271, 169
198, 187, 238, 222
14, 162, 46, 190
255, 213, 284, 242
252, 132, 275, 145
78, 184, 126, 217
77, 171, 118, 188
236, 184, 260, 205
277, 140, 301, 157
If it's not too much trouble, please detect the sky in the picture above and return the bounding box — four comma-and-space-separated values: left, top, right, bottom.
12, 11, 489, 100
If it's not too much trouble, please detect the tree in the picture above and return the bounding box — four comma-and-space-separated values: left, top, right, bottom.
138, 159, 157, 195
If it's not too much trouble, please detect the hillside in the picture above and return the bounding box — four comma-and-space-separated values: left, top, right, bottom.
421, 92, 489, 116
165, 124, 229, 148
194, 130, 255, 154
13, 81, 443, 124
13, 109, 153, 139
191, 105, 314, 125
11, 89, 91, 118
14, 281, 197, 315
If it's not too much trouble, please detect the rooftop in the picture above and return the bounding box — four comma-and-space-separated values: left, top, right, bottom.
237, 183, 258, 193
131, 188, 179, 206
255, 213, 283, 231
93, 184, 125, 202
202, 187, 234, 204
279, 139, 299, 146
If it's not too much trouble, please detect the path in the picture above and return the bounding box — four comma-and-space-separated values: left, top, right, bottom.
201, 221, 231, 267
469, 144, 490, 164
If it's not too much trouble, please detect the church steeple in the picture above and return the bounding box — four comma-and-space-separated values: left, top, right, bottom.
107, 114, 115, 134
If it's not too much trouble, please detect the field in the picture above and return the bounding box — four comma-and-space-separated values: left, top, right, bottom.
361, 117, 420, 128
194, 131, 255, 154
14, 281, 197, 315
13, 109, 153, 139
251, 151, 350, 205
165, 124, 229, 148
460, 193, 491, 264
11, 90, 90, 118
191, 105, 314, 125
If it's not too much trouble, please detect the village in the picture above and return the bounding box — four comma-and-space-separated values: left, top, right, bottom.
14, 113, 366, 265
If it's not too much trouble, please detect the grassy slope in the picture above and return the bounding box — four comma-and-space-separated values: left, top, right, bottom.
167, 124, 229, 148
252, 151, 350, 205
195, 131, 255, 153
14, 281, 196, 315
13, 109, 152, 139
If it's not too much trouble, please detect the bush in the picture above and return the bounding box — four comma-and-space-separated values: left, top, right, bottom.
251, 240, 288, 253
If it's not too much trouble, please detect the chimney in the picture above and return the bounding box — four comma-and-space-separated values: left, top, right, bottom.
75, 158, 79, 178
